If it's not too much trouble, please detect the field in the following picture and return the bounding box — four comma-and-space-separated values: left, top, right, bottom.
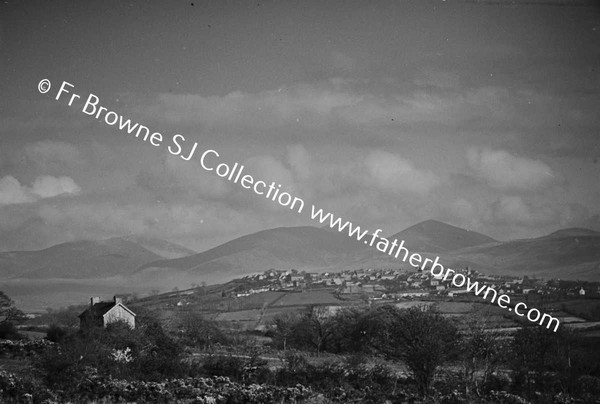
269, 289, 345, 307
166, 289, 527, 332
559, 299, 600, 321
130, 286, 600, 337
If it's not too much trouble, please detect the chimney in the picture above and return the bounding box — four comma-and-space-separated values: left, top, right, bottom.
114, 296, 122, 304
90, 297, 100, 306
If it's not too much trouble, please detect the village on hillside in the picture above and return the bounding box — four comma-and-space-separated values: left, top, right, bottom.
145, 264, 600, 338
220, 266, 600, 302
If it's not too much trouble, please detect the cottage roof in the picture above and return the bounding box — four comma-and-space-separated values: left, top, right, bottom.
79, 301, 136, 319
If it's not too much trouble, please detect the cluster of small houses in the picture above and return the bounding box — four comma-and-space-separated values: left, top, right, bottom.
235, 267, 598, 300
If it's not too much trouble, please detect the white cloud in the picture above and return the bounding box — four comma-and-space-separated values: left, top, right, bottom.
138, 81, 516, 132
467, 147, 554, 190
164, 155, 231, 199
449, 198, 477, 221
131, 79, 590, 152
0, 176, 36, 205
35, 199, 265, 248
0, 175, 80, 206
286, 144, 312, 181
245, 154, 297, 194
146, 85, 361, 129
30, 175, 81, 198
486, 196, 558, 227
364, 150, 439, 194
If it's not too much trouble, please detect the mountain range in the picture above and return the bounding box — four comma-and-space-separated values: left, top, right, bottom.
1, 220, 599, 311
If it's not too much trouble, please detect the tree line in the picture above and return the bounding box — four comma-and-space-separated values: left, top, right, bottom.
268, 304, 600, 401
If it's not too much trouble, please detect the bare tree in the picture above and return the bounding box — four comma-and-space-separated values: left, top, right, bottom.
371, 305, 459, 397
177, 311, 226, 349
459, 317, 505, 397
300, 306, 336, 355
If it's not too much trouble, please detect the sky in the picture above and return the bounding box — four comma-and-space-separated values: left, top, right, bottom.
0, 0, 599, 252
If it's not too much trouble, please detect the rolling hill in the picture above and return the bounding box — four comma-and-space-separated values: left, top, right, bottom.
115, 235, 197, 259
0, 236, 197, 311
0, 236, 197, 280
133, 220, 501, 284
388, 219, 497, 253
446, 229, 600, 280
0, 238, 164, 279
135, 220, 600, 285
134, 226, 367, 284
539, 228, 600, 240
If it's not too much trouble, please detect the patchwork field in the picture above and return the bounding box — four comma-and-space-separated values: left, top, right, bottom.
134, 286, 600, 337
269, 289, 345, 307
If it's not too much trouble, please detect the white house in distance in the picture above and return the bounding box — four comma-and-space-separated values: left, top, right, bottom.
78, 296, 136, 329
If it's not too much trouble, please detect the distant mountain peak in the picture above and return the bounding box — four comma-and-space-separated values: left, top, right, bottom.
390, 219, 496, 253
403, 219, 482, 233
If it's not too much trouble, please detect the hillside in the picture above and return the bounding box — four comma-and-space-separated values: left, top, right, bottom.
0, 236, 196, 311
388, 219, 497, 253
540, 228, 600, 240
135, 221, 600, 284
447, 231, 600, 280
114, 235, 197, 259
0, 238, 164, 279
135, 226, 367, 284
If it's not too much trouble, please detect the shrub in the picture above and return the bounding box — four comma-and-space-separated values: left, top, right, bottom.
201, 354, 248, 381
199, 352, 273, 385
0, 370, 56, 403
34, 317, 187, 389
576, 375, 600, 402
0, 322, 23, 340
1, 370, 313, 404
177, 312, 230, 349
487, 390, 531, 404
483, 373, 512, 395
45, 324, 67, 343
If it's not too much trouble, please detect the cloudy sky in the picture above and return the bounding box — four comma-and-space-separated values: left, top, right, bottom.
1, 0, 599, 252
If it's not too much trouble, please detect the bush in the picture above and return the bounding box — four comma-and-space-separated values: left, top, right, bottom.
272, 353, 408, 403
0, 322, 23, 340
576, 375, 600, 402
201, 354, 248, 381
0, 369, 56, 403
198, 352, 273, 385
1, 370, 313, 404
34, 318, 187, 390
487, 390, 531, 404
177, 312, 230, 349
0, 339, 54, 359
45, 324, 67, 343
483, 373, 512, 395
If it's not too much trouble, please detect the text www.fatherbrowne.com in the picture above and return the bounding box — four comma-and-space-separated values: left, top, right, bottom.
311, 206, 560, 332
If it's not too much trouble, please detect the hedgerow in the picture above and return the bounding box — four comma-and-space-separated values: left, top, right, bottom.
0, 370, 313, 404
